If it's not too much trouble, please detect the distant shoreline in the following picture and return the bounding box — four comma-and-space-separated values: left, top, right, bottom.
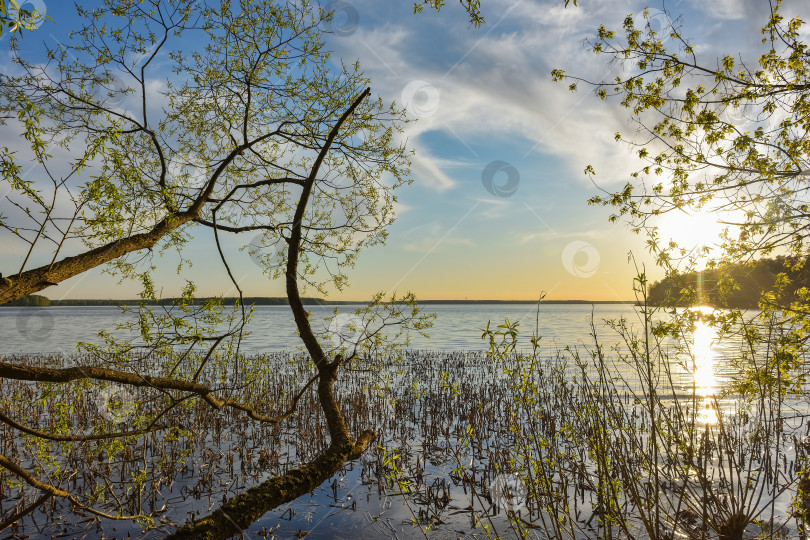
3, 295, 637, 307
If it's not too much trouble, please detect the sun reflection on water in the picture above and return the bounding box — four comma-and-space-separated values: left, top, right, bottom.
691, 308, 718, 424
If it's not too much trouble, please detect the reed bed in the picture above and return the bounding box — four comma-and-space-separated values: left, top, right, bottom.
1, 346, 808, 539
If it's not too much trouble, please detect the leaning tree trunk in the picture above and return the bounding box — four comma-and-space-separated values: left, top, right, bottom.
0, 130, 269, 306
165, 88, 376, 540
165, 369, 375, 540
0, 213, 196, 305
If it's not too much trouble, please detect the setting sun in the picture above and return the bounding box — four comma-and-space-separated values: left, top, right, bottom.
657, 210, 726, 255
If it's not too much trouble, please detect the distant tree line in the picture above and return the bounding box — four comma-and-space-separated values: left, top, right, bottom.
4, 294, 51, 306
3, 296, 639, 307
2, 296, 329, 307
648, 257, 810, 309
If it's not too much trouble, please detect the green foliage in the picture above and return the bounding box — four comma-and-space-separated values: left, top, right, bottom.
319, 291, 435, 363
2, 0, 410, 296
553, 2, 810, 399
0, 0, 50, 38
559, 4, 810, 265
415, 0, 578, 29
414, 0, 485, 27
473, 296, 805, 538
0, 1, 431, 531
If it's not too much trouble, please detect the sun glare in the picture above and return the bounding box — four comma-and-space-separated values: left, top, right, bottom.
657, 211, 726, 255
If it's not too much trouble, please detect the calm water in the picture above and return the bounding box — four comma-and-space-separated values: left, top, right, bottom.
3, 303, 795, 539
1, 301, 748, 399
0, 303, 640, 354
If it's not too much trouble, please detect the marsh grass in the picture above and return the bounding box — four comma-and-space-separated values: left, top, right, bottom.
2, 314, 809, 539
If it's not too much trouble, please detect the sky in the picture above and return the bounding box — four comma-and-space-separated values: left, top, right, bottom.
0, 0, 796, 301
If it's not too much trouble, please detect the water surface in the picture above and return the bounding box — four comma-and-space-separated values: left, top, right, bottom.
0, 303, 640, 354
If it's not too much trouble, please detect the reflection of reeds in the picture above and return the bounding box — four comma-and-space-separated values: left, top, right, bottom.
465, 312, 809, 540
1, 351, 326, 535
1, 344, 807, 538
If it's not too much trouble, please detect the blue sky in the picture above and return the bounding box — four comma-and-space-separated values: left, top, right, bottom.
0, 0, 796, 301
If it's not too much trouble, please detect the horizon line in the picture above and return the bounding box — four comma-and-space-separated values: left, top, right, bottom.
10, 295, 637, 305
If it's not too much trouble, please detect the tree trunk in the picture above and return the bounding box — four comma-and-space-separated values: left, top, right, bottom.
166, 88, 376, 540
0, 213, 195, 305
164, 372, 375, 540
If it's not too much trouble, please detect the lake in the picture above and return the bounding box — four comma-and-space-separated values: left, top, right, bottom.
3, 302, 798, 539
0, 303, 640, 354
0, 302, 746, 398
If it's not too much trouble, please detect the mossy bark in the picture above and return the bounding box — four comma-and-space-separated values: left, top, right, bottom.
717, 513, 748, 540
0, 212, 197, 305
164, 429, 374, 540
164, 341, 374, 540
797, 472, 810, 535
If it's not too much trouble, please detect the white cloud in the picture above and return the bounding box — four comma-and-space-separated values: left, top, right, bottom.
333, 0, 666, 196
409, 148, 459, 191
518, 225, 618, 245
686, 0, 750, 20
400, 222, 473, 252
